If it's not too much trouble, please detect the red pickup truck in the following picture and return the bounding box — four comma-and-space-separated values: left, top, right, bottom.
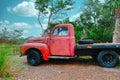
21, 24, 120, 67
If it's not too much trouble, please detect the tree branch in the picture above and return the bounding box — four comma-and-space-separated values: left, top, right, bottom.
38, 11, 45, 36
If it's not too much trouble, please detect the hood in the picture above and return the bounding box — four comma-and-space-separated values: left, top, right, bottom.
27, 37, 48, 44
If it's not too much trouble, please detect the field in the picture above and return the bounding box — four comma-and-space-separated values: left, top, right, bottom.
0, 43, 120, 80
15, 57, 120, 80
0, 43, 26, 80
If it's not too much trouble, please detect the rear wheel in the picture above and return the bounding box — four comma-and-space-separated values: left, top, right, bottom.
97, 50, 119, 68
27, 50, 43, 66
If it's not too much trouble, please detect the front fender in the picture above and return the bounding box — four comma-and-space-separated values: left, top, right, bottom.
22, 43, 50, 60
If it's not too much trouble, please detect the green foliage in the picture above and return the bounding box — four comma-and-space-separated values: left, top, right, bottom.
35, 0, 74, 15
0, 43, 25, 79
35, 0, 120, 43
0, 44, 9, 76
78, 0, 120, 29
3, 73, 13, 80
73, 23, 113, 43
0, 27, 26, 44
73, 0, 120, 43
86, 26, 113, 42
74, 25, 83, 42
35, 0, 74, 35
49, 17, 114, 43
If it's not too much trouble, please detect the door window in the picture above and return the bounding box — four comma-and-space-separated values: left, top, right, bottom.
53, 27, 68, 36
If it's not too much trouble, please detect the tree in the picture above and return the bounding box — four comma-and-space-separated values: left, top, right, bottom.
105, 0, 120, 43
8, 30, 23, 40
76, 0, 103, 26
74, 0, 116, 42
96, 0, 120, 43
0, 27, 9, 42
113, 7, 120, 43
0, 27, 24, 44
35, 0, 74, 36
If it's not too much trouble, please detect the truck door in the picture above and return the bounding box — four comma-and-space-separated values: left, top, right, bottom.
50, 27, 70, 56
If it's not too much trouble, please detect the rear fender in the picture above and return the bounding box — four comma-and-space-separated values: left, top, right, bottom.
22, 43, 50, 60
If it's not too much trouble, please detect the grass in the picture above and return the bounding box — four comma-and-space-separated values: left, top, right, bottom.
0, 44, 10, 77
0, 43, 26, 79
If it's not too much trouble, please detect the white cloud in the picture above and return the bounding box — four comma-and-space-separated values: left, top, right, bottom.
0, 20, 44, 31
4, 20, 10, 24
42, 24, 48, 29
11, 22, 31, 29
8, 1, 38, 17
23, 30, 30, 34
0, 20, 31, 31
0, 20, 10, 30
0, 20, 9, 25
65, 5, 73, 9
0, 20, 45, 38
20, 27, 42, 38
7, 7, 12, 13
22, 30, 31, 38
99, 0, 105, 3
70, 13, 81, 21
25, 0, 35, 2
34, 23, 42, 28
43, 18, 48, 22
34, 23, 48, 29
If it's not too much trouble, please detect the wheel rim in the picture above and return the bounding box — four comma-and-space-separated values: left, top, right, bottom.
28, 54, 36, 65
102, 54, 114, 64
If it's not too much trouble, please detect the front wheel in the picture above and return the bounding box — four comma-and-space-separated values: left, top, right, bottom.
27, 50, 43, 66
97, 50, 119, 68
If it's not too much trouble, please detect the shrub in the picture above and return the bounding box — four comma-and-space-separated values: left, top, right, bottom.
0, 44, 9, 77
0, 43, 26, 79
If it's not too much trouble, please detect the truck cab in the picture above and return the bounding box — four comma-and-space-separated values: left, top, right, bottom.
21, 24, 120, 67
22, 24, 75, 64
49, 24, 75, 56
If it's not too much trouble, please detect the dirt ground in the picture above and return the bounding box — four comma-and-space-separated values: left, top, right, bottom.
15, 56, 120, 80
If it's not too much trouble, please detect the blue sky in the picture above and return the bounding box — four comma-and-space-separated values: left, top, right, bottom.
0, 0, 100, 38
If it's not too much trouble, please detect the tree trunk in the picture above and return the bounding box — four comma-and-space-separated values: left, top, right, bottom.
113, 8, 120, 43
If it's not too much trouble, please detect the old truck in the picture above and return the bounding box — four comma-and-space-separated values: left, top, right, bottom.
21, 24, 120, 68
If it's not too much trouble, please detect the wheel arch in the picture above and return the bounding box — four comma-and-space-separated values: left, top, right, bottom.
24, 47, 50, 61
25, 48, 42, 55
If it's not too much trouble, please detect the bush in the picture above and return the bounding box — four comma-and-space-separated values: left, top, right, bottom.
0, 44, 9, 77
0, 43, 26, 79
86, 26, 113, 43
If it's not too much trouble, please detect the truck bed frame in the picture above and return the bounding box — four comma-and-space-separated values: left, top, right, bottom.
76, 43, 120, 56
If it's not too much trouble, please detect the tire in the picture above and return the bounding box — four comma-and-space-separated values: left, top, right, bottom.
27, 50, 43, 66
97, 50, 119, 68
78, 39, 94, 44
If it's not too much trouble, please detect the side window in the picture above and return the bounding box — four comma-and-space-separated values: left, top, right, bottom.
53, 27, 68, 36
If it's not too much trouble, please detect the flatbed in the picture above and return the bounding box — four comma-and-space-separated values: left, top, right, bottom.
77, 43, 120, 49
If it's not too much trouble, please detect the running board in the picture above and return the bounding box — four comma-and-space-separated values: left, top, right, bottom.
49, 56, 75, 59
